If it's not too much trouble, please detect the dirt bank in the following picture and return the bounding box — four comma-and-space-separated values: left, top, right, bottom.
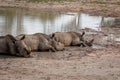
0, 0, 120, 17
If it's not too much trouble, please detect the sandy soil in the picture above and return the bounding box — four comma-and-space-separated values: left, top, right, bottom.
0, 0, 120, 80
0, 46, 120, 80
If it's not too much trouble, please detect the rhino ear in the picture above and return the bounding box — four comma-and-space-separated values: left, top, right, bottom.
81, 31, 85, 37
20, 35, 25, 40
80, 32, 85, 41
50, 33, 55, 39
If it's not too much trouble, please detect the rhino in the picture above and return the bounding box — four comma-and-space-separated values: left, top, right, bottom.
79, 38, 94, 47
0, 34, 31, 57
50, 31, 94, 47
16, 33, 65, 52
50, 39, 65, 51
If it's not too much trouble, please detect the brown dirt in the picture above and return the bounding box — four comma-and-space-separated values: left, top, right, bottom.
0, 0, 120, 80
0, 0, 120, 17
0, 46, 120, 80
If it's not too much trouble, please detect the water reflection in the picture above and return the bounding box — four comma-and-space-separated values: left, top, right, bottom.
0, 8, 120, 43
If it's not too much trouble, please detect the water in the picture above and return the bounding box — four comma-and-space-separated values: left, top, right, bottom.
0, 7, 120, 43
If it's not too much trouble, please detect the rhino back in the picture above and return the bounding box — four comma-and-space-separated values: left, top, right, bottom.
34, 33, 51, 41
23, 35, 40, 51
52, 40, 64, 51
38, 37, 52, 51
70, 32, 81, 45
16, 33, 52, 51
53, 32, 72, 46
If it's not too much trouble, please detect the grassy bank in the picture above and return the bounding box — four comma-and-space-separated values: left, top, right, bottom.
3, 0, 120, 5
1, 0, 120, 17
16, 0, 77, 2
15, 0, 120, 5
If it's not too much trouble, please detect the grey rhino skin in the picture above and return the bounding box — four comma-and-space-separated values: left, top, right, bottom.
50, 32, 94, 47
0, 35, 31, 57
50, 32, 85, 46
16, 33, 65, 52
50, 39, 65, 51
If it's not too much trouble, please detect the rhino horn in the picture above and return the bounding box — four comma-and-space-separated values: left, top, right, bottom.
20, 35, 25, 40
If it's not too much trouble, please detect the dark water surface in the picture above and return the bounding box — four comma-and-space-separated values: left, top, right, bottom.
0, 8, 120, 43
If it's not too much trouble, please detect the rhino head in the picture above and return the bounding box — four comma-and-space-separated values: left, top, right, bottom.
80, 39, 94, 47
51, 39, 65, 51
14, 35, 31, 57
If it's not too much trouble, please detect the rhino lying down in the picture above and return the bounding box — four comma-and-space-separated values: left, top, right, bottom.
0, 35, 31, 57
50, 32, 94, 47
16, 33, 65, 52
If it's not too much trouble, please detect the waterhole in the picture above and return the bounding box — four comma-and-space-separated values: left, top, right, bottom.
0, 7, 120, 45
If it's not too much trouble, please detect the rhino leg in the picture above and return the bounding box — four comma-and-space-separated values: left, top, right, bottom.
50, 46, 56, 52
71, 40, 81, 46
38, 42, 56, 52
79, 42, 88, 47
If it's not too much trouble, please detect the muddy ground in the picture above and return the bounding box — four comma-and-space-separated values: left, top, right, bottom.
0, 0, 120, 80
0, 47, 120, 80
0, 29, 120, 80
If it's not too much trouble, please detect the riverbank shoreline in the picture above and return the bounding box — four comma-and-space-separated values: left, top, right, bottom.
0, 0, 120, 17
